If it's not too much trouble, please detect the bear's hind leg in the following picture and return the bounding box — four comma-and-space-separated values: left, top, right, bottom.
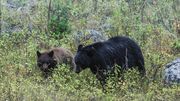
137, 61, 146, 76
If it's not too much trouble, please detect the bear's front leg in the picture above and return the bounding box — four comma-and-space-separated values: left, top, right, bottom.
96, 70, 107, 92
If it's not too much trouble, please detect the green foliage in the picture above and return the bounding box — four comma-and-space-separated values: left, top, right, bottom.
48, 1, 71, 39
172, 39, 180, 54
1, 0, 180, 100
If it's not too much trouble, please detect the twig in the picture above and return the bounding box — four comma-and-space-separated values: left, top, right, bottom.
48, 0, 52, 24
140, 0, 147, 23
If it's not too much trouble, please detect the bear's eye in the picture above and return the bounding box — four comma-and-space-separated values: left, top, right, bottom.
76, 61, 83, 67
75, 61, 80, 65
37, 62, 42, 66
47, 62, 51, 66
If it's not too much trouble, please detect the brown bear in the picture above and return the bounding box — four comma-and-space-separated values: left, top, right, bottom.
37, 47, 75, 77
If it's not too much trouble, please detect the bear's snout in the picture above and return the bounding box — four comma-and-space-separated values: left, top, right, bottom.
73, 66, 81, 74
41, 63, 49, 71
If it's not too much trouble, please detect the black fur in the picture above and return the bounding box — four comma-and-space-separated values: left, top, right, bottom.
74, 36, 145, 88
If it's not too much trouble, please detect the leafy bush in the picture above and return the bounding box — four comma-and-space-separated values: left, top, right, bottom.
172, 39, 180, 54
48, 2, 71, 39
0, 0, 180, 100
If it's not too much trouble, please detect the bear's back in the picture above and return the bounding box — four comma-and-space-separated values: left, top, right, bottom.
107, 36, 142, 54
95, 36, 144, 67
107, 36, 135, 45
50, 48, 73, 63
93, 36, 129, 54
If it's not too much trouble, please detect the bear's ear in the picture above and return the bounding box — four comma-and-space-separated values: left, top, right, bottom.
37, 51, 41, 57
87, 47, 96, 57
48, 51, 54, 57
78, 44, 83, 51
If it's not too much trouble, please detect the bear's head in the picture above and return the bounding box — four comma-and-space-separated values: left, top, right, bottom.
37, 50, 57, 72
74, 44, 96, 73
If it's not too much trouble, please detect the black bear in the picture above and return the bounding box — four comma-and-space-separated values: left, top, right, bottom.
37, 47, 75, 77
74, 36, 145, 88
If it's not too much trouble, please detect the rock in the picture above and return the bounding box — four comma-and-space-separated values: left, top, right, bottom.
164, 58, 180, 84
84, 30, 107, 42
73, 29, 108, 47
1, 0, 38, 34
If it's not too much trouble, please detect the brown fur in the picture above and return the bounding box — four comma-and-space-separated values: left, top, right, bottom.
37, 47, 76, 73
49, 47, 75, 69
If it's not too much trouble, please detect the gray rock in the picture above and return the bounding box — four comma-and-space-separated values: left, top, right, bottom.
73, 29, 108, 47
1, 0, 38, 34
84, 30, 107, 42
164, 58, 180, 84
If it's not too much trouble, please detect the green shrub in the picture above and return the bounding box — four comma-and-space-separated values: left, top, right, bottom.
172, 39, 180, 54
1, 0, 180, 100
48, 2, 71, 39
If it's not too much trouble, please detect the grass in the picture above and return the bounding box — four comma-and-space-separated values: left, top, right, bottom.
0, 0, 180, 100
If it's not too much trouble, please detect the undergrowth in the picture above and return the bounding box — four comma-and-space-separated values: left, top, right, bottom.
0, 0, 180, 101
